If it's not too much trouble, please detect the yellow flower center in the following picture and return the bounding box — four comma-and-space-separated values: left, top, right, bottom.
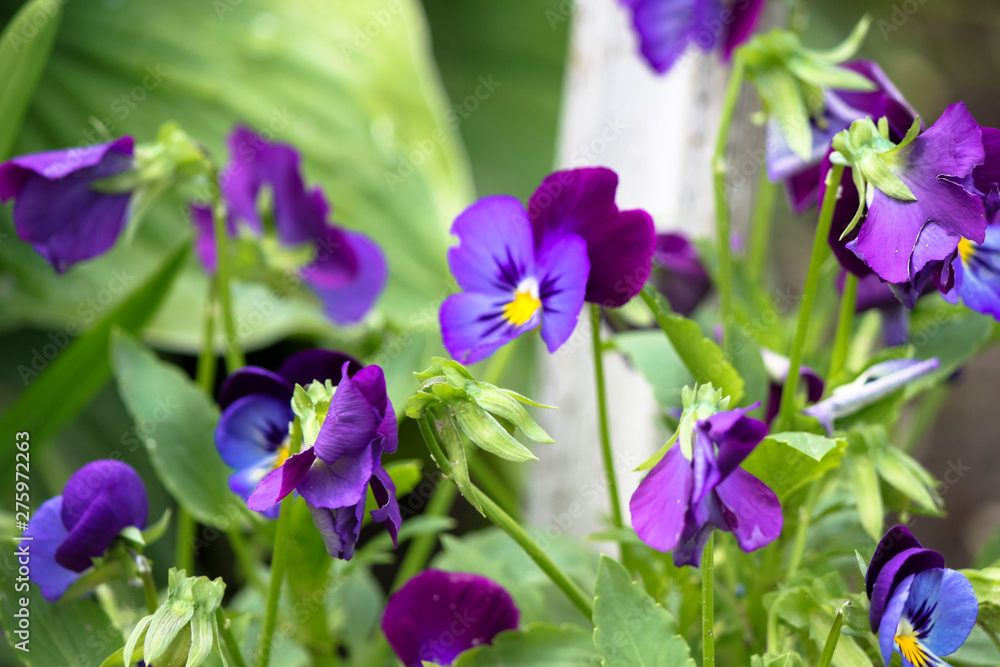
273, 441, 291, 469
503, 278, 542, 327
958, 237, 976, 264
895, 633, 930, 666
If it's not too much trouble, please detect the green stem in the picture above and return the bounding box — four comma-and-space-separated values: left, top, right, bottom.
775, 164, 845, 431
217, 608, 250, 667
786, 478, 822, 579
175, 510, 196, 575
817, 607, 845, 667
748, 170, 778, 283
701, 533, 715, 667
139, 560, 159, 614
210, 174, 245, 374
196, 280, 218, 394
467, 454, 519, 521
828, 271, 858, 385
589, 304, 624, 531
712, 51, 746, 352
419, 415, 594, 622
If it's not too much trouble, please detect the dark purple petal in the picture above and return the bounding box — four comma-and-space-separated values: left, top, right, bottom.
448, 195, 536, 296
0, 137, 135, 273
702, 406, 768, 480
619, 0, 726, 74
307, 500, 365, 560
56, 460, 148, 573
297, 444, 374, 509
257, 141, 329, 245
190, 205, 219, 274
276, 349, 363, 388
381, 569, 519, 667
760, 349, 824, 424
528, 168, 656, 307
972, 126, 1000, 195
247, 448, 317, 511
299, 225, 358, 291
536, 234, 589, 353
783, 167, 824, 215
369, 462, 401, 547
348, 363, 398, 454
713, 467, 782, 553
652, 233, 712, 317
630, 445, 692, 553
218, 367, 293, 410
304, 229, 387, 324
850, 103, 987, 284
22, 497, 79, 601
215, 394, 292, 470
222, 126, 267, 232
440, 292, 531, 365
866, 525, 924, 599
312, 364, 382, 464
837, 61, 920, 142
868, 547, 945, 633
721, 0, 765, 58
673, 519, 715, 568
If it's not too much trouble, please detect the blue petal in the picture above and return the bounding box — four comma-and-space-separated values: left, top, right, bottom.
907, 568, 978, 658
215, 394, 293, 470
447, 195, 536, 296
946, 225, 1000, 319
228, 461, 280, 520
440, 292, 533, 365
22, 497, 79, 602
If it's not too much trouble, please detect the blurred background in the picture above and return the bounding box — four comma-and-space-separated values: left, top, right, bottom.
1, 4, 999, 654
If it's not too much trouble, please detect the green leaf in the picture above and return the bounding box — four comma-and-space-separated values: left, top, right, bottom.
466, 383, 555, 444
450, 623, 599, 666
743, 435, 845, 500
0, 0, 63, 159
110, 329, 246, 528
844, 451, 883, 541
758, 68, 811, 160
786, 56, 876, 92
452, 400, 538, 462
0, 241, 189, 461
593, 556, 695, 667
768, 432, 842, 461
811, 15, 872, 63
872, 445, 942, 512
641, 287, 744, 405
142, 508, 174, 546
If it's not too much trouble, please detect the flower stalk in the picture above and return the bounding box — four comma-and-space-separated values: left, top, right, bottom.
210, 171, 245, 374
829, 271, 859, 384
702, 532, 715, 667
817, 606, 845, 667
589, 305, 625, 533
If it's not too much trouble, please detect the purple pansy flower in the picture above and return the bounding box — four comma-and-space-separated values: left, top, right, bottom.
652, 233, 712, 317
866, 526, 978, 667
760, 348, 824, 425
381, 569, 519, 667
22, 460, 148, 601
192, 126, 387, 324
215, 349, 362, 519
842, 103, 988, 298
630, 405, 782, 567
245, 360, 400, 560
770, 61, 917, 214
528, 168, 656, 308
440, 195, 590, 364
0, 138, 135, 272
619, 0, 767, 74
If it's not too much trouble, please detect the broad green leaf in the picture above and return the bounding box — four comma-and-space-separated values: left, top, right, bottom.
872, 445, 942, 512
844, 452, 883, 541
450, 623, 599, 666
614, 330, 693, 412
0, 0, 62, 159
640, 287, 744, 405
743, 435, 845, 500
0, 241, 189, 461
110, 329, 245, 528
593, 556, 694, 667
751, 654, 805, 667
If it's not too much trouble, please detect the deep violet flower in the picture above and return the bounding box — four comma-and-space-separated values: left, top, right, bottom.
943, 227, 1000, 320
760, 348, 824, 425
22, 460, 148, 601
528, 168, 656, 308
652, 233, 712, 317
192, 126, 387, 324
866, 526, 978, 667
245, 360, 400, 560
630, 401, 781, 567
0, 138, 135, 272
769, 60, 917, 214
215, 348, 362, 519
619, 0, 767, 74
381, 569, 520, 667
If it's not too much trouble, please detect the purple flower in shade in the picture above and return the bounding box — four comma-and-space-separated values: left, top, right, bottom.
21, 460, 148, 601
630, 405, 782, 567
769, 61, 918, 214
619, 0, 767, 74
837, 271, 913, 347
840, 103, 988, 301
0, 138, 135, 272
760, 348, 824, 425
943, 227, 1000, 320
381, 570, 519, 667
866, 526, 978, 666
245, 360, 400, 560
528, 168, 656, 308
652, 233, 712, 317
214, 349, 362, 520
192, 126, 387, 324
440, 195, 590, 364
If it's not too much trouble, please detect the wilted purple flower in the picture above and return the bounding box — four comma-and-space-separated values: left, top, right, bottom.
760, 348, 824, 424
0, 138, 135, 272
528, 167, 656, 308
630, 405, 781, 567
866, 526, 978, 667
381, 570, 519, 667
619, 0, 767, 74
652, 233, 712, 316
440, 195, 590, 364
246, 362, 400, 560
215, 349, 362, 519
769, 61, 917, 214
22, 460, 148, 601
192, 126, 387, 324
